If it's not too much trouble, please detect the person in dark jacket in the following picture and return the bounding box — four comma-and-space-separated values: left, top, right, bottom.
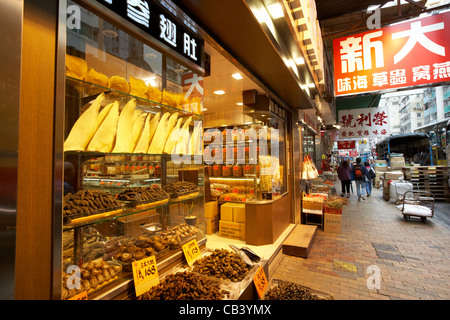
352, 157, 369, 201
337, 159, 352, 198
364, 161, 375, 197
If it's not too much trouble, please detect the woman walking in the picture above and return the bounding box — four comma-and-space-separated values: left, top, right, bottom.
337, 159, 352, 198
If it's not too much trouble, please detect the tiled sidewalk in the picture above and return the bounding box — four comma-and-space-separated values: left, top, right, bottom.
271, 187, 450, 300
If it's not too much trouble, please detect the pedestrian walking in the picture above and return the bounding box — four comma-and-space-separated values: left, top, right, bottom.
337, 159, 352, 198
352, 157, 369, 201
364, 161, 376, 197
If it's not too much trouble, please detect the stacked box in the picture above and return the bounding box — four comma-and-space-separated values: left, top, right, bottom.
204, 201, 219, 235
219, 202, 246, 240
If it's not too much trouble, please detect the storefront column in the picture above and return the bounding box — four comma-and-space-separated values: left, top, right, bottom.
15, 0, 59, 300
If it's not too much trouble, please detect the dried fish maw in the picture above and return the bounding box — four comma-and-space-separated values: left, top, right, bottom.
112, 99, 136, 153
147, 112, 160, 148
162, 89, 177, 107
164, 117, 183, 154
147, 112, 170, 154
133, 114, 152, 153
64, 93, 105, 151
175, 116, 192, 155
96, 101, 115, 129
131, 113, 147, 151
147, 85, 162, 103
86, 67, 109, 87
65, 54, 88, 80
86, 101, 120, 152
108, 76, 130, 93
129, 75, 148, 99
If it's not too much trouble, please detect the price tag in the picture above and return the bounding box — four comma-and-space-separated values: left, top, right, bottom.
132, 255, 159, 297
253, 265, 268, 299
68, 291, 88, 300
182, 239, 201, 266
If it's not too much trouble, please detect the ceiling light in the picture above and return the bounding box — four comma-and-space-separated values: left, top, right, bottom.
214, 90, 226, 95
267, 2, 284, 19
103, 29, 118, 38
295, 57, 305, 65
232, 73, 243, 80
236, 102, 243, 106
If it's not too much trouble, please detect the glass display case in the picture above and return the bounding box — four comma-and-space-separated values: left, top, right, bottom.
204, 111, 287, 204
61, 1, 205, 300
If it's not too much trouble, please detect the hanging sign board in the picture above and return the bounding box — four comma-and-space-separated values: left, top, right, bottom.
93, 0, 203, 67
338, 107, 389, 139
337, 140, 356, 149
333, 11, 450, 96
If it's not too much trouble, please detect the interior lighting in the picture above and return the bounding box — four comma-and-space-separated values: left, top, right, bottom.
144, 76, 157, 88
232, 73, 243, 80
236, 102, 243, 106
267, 2, 284, 19
214, 90, 226, 95
295, 57, 305, 65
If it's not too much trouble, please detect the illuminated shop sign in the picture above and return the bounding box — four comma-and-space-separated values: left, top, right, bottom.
333, 11, 450, 96
95, 0, 203, 66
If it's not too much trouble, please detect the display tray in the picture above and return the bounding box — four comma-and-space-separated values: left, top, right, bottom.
111, 246, 170, 272
170, 191, 200, 201
261, 278, 334, 300
63, 260, 123, 300
122, 196, 170, 209
137, 266, 239, 300
185, 248, 262, 294
64, 205, 124, 228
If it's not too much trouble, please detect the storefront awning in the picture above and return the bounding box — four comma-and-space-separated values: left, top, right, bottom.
335, 94, 381, 118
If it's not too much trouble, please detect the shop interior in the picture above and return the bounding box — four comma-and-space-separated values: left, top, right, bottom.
61, 0, 293, 300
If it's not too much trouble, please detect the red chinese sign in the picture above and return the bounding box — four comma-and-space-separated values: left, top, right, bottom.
337, 141, 356, 149
333, 11, 450, 96
338, 107, 389, 138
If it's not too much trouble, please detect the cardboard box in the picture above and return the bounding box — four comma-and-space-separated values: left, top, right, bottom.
219, 220, 245, 240
233, 203, 246, 223
205, 218, 218, 235
324, 213, 342, 234
390, 157, 405, 169
204, 201, 218, 219
384, 171, 404, 180
220, 203, 234, 222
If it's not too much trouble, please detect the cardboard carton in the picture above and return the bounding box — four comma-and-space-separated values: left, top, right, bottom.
219, 220, 245, 240
204, 201, 218, 219
220, 202, 234, 222
324, 213, 342, 234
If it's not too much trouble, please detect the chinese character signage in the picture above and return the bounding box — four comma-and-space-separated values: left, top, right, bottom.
93, 0, 203, 66
333, 11, 450, 96
337, 140, 356, 149
338, 107, 389, 138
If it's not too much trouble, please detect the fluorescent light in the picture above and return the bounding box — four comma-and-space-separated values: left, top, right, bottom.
236, 102, 243, 106
295, 57, 305, 65
232, 73, 243, 80
214, 90, 226, 95
267, 2, 284, 19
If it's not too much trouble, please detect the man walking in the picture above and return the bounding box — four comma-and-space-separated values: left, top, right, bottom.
352, 157, 369, 201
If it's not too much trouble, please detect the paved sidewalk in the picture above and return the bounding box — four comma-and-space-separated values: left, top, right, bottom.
271, 186, 450, 300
